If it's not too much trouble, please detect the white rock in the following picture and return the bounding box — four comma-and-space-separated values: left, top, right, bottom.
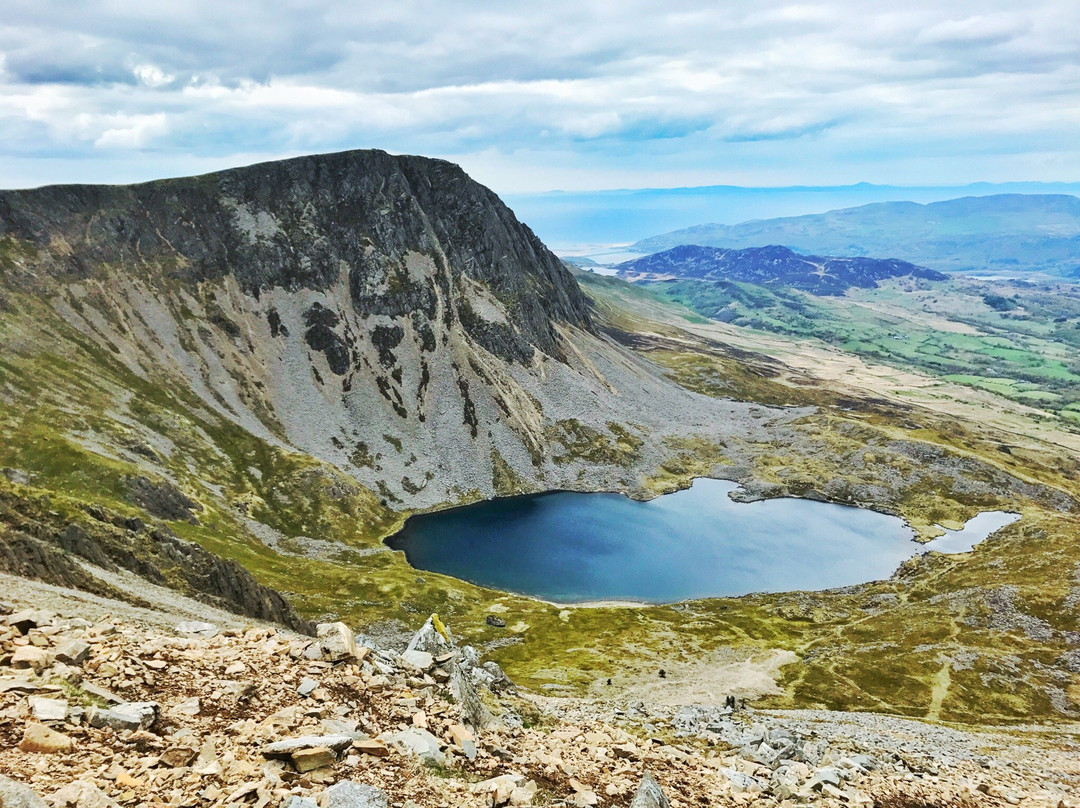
399, 650, 433, 671
317, 622, 357, 662
29, 697, 68, 722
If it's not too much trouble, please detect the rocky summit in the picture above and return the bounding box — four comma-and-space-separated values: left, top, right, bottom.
1, 591, 1076, 808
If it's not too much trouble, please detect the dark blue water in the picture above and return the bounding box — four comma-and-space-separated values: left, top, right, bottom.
386, 479, 942, 603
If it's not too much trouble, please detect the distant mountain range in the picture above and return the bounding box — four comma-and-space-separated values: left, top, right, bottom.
630, 194, 1080, 277
617, 244, 945, 295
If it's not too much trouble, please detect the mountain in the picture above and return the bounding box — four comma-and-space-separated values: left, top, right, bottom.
0, 148, 783, 622
616, 244, 945, 295
631, 194, 1080, 276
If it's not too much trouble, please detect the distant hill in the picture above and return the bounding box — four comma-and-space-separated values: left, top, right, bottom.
617, 244, 945, 295
630, 194, 1080, 276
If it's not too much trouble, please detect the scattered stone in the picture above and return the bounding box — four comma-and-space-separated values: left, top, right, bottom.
18, 723, 73, 754
485, 615, 507, 628
298, 677, 320, 697
317, 781, 388, 808
291, 746, 338, 772
158, 746, 198, 768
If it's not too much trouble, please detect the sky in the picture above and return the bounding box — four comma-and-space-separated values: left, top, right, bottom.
2, 1, 1080, 195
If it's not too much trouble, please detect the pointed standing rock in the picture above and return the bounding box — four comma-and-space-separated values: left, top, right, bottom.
629, 773, 670, 808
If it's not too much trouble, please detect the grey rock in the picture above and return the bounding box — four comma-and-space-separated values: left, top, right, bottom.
282, 799, 319, 808
262, 735, 354, 758
807, 768, 844, 791
629, 773, 670, 808
297, 677, 320, 697
87, 701, 159, 731
0, 774, 48, 808
53, 639, 91, 666
317, 782, 388, 808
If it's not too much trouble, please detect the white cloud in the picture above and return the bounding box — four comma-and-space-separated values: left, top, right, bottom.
0, 1, 1078, 191
94, 113, 168, 148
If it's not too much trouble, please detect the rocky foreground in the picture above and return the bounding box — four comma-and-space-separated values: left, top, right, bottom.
1, 592, 1078, 808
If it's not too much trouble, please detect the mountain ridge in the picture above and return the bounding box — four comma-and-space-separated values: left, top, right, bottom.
617, 244, 945, 295
630, 193, 1080, 276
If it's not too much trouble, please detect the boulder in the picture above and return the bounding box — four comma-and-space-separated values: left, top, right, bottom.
383, 729, 445, 765
353, 739, 389, 757
471, 775, 534, 807
18, 724, 73, 754
53, 640, 91, 666
29, 698, 68, 722
629, 773, 670, 808
158, 747, 198, 768
5, 610, 43, 635
87, 702, 159, 731
317, 781, 388, 808
11, 647, 50, 674
399, 650, 433, 671
317, 622, 357, 662
262, 735, 353, 759
0, 775, 48, 808
717, 769, 767, 794
175, 621, 217, 638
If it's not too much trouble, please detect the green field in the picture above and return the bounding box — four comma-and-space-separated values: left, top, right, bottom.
645, 275, 1080, 423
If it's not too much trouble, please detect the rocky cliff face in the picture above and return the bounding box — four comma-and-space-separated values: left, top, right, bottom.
0, 149, 591, 361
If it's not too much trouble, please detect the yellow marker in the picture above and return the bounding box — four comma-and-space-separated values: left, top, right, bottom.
431, 613, 449, 641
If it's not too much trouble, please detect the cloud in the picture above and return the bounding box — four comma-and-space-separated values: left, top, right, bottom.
1, 1, 1079, 192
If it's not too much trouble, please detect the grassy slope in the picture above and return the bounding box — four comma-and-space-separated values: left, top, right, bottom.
2, 272, 1079, 723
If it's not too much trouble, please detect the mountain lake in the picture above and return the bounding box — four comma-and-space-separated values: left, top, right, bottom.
386, 478, 1020, 603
